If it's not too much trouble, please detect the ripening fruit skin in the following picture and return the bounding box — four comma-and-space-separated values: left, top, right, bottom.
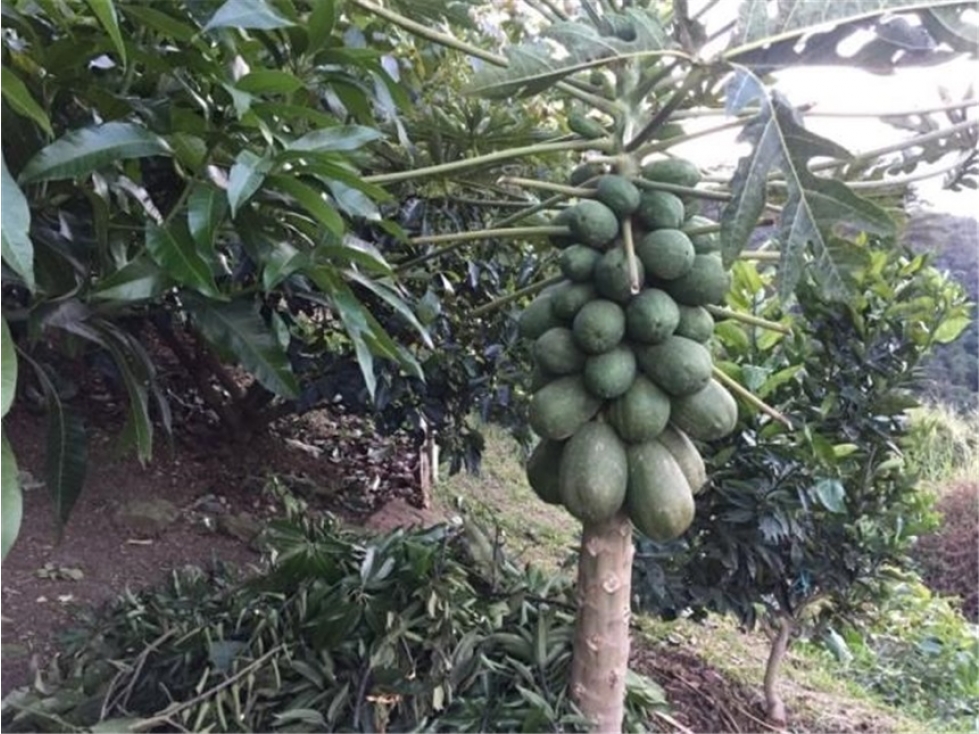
641, 158, 702, 188
534, 327, 586, 376
683, 215, 720, 254
568, 200, 620, 249
626, 439, 695, 542
595, 175, 641, 219
670, 378, 739, 441
607, 375, 671, 444
572, 299, 626, 355
595, 248, 645, 304
583, 344, 637, 399
529, 375, 603, 440
636, 229, 696, 280
559, 245, 601, 282
526, 438, 566, 505
635, 335, 713, 397
551, 281, 597, 321
519, 291, 563, 340
559, 422, 629, 524
625, 288, 680, 344
675, 305, 714, 343
637, 190, 685, 231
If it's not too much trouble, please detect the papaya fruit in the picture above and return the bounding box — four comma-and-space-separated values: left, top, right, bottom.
683, 215, 720, 254
526, 439, 566, 505
559, 422, 628, 524
551, 281, 597, 321
568, 200, 619, 249
625, 288, 680, 344
595, 175, 641, 219
569, 113, 607, 140
607, 375, 671, 444
559, 245, 601, 283
529, 375, 603, 440
570, 162, 605, 187
641, 158, 701, 188
572, 298, 626, 355
533, 327, 586, 376
635, 335, 712, 397
626, 440, 695, 542
583, 344, 637, 399
662, 254, 731, 306
670, 378, 738, 441
636, 229, 695, 280
675, 305, 714, 343
595, 247, 644, 303
548, 208, 576, 249
519, 291, 562, 340
637, 190, 684, 231
656, 425, 707, 495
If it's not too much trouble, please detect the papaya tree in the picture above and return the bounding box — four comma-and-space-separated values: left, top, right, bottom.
348, 0, 977, 729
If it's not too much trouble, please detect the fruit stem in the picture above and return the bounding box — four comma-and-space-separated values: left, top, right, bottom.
625, 68, 705, 153
621, 218, 642, 295
712, 366, 793, 429
394, 226, 570, 274
632, 117, 745, 158
705, 305, 791, 334
365, 139, 611, 185
739, 251, 781, 262
498, 177, 593, 198
471, 276, 563, 317
495, 193, 571, 228
631, 178, 730, 201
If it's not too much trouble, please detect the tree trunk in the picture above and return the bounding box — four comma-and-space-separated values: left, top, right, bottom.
763, 614, 794, 728
571, 511, 634, 732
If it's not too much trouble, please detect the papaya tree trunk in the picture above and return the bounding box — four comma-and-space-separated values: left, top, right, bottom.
571, 511, 634, 732
763, 613, 794, 727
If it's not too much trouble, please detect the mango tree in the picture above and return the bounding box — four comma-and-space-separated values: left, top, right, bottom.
352, 0, 977, 729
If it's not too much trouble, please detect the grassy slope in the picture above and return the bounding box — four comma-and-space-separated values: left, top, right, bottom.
436, 425, 946, 734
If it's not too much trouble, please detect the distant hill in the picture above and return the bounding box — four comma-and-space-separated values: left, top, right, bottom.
904, 211, 978, 411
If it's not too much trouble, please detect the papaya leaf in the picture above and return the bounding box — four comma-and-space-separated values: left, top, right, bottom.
203, 0, 294, 32
185, 296, 299, 399
146, 222, 219, 297
1, 431, 22, 559
727, 0, 976, 70
1, 318, 17, 417
721, 72, 895, 302
1, 155, 34, 292
0, 65, 53, 136
468, 10, 670, 99
84, 0, 126, 66
19, 122, 169, 183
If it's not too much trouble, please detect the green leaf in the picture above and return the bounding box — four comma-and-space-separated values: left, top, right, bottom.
307, 0, 336, 52
1, 155, 35, 292
813, 478, 846, 514
84, 0, 127, 66
343, 270, 433, 349
146, 223, 218, 297
95, 324, 153, 464
204, 0, 295, 31
1, 431, 22, 559
19, 122, 169, 183
92, 256, 169, 302
1, 319, 17, 417
188, 184, 228, 249
120, 5, 197, 42
268, 175, 344, 236
721, 75, 895, 301
0, 65, 53, 136
933, 315, 971, 344
227, 150, 271, 217
287, 126, 384, 153
469, 10, 669, 98
186, 297, 299, 398
325, 180, 380, 220
236, 70, 305, 95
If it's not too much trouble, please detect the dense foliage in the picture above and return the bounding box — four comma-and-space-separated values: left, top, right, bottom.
1, 505, 665, 733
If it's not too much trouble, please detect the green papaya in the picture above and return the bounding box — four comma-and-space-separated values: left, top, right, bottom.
636, 229, 695, 280
670, 378, 738, 441
595, 248, 644, 303
607, 375, 671, 444
625, 288, 680, 344
656, 425, 707, 495
559, 244, 601, 282
572, 299, 626, 355
551, 281, 597, 321
662, 254, 731, 307
675, 305, 714, 343
533, 327, 586, 375
641, 158, 701, 188
626, 439, 695, 542
529, 375, 603, 440
635, 335, 712, 397
559, 422, 628, 524
526, 439, 566, 505
683, 215, 720, 254
583, 344, 637, 399
568, 200, 619, 249
595, 175, 641, 219
637, 190, 685, 231
519, 291, 562, 340
570, 162, 605, 187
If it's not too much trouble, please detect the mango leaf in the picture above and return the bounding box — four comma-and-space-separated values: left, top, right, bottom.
727, 0, 976, 70
468, 9, 670, 99
120, 5, 197, 42
1, 431, 21, 559
287, 126, 385, 153
326, 180, 380, 220
204, 0, 295, 31
146, 222, 219, 297
306, 0, 336, 52
185, 296, 299, 398
188, 184, 228, 249
721, 71, 895, 301
227, 150, 271, 217
1, 318, 16, 417
84, 0, 127, 66
93, 322, 154, 464
1, 155, 34, 291
267, 175, 344, 236
343, 270, 433, 349
933, 315, 972, 344
19, 122, 169, 183
237, 70, 305, 95
812, 478, 846, 514
0, 65, 53, 136
92, 256, 169, 302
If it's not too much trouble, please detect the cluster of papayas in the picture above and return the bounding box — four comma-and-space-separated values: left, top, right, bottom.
520, 158, 739, 541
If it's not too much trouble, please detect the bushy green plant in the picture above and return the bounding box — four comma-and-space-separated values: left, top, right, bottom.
0, 502, 665, 733
905, 403, 979, 485
806, 577, 979, 725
